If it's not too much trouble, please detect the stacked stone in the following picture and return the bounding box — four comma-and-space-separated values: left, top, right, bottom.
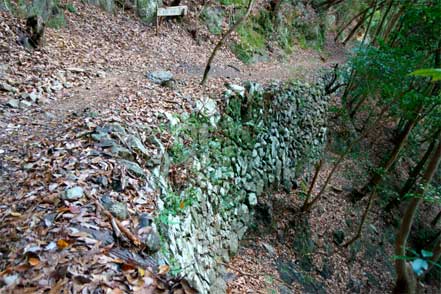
90, 80, 330, 293
157, 80, 330, 293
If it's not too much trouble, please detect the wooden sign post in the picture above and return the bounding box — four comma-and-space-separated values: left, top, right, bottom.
156, 5, 188, 35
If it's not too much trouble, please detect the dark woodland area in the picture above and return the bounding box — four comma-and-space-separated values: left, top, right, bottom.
0, 0, 440, 293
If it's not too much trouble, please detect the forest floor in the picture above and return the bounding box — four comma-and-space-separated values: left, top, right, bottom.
1, 2, 438, 294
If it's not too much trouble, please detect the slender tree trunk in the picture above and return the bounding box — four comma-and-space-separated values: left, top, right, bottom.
399, 136, 436, 198
394, 139, 441, 294
432, 210, 441, 227
349, 93, 369, 119
383, 5, 404, 42
384, 137, 436, 211
334, 0, 386, 42
343, 70, 356, 111
335, 9, 367, 42
424, 230, 441, 254
390, 19, 405, 47
360, 0, 377, 45
317, 0, 345, 10
343, 11, 373, 45
301, 159, 323, 211
343, 188, 377, 247
200, 0, 254, 85
359, 112, 420, 197
302, 88, 412, 212
373, 0, 393, 44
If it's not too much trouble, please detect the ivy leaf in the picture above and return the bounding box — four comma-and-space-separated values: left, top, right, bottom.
421, 249, 433, 258
411, 258, 429, 276
410, 68, 441, 81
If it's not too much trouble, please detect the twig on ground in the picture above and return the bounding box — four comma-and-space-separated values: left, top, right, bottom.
95, 200, 141, 246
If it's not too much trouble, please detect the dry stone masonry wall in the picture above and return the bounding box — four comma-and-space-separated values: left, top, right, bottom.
153, 80, 330, 293
88, 80, 330, 293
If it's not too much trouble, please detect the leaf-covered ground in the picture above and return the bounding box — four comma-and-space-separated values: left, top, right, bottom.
0, 1, 392, 293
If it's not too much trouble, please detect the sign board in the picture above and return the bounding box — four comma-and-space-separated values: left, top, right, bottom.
157, 6, 188, 17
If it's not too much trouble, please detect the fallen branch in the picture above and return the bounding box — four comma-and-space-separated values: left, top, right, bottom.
95, 200, 141, 246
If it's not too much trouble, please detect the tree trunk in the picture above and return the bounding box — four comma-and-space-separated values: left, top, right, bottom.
432, 210, 441, 227
359, 112, 420, 198
382, 5, 404, 42
335, 9, 367, 42
200, 0, 255, 85
334, 0, 386, 42
425, 238, 441, 274
384, 137, 436, 211
399, 136, 436, 198
342, 69, 356, 111
373, 0, 393, 44
394, 139, 441, 294
302, 88, 412, 212
317, 0, 345, 10
301, 159, 323, 211
342, 11, 373, 45
342, 187, 377, 247
349, 93, 368, 120
360, 0, 377, 45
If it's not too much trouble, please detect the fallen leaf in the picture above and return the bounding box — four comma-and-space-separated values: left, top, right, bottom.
57, 207, 71, 213
158, 264, 169, 275
10, 212, 22, 217
28, 256, 40, 266
56, 239, 69, 249
121, 263, 136, 271
58, 206, 81, 214
68, 205, 81, 214
179, 200, 185, 209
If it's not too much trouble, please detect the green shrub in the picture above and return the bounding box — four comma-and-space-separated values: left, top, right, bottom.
201, 7, 224, 35
278, 26, 294, 54
47, 12, 66, 29
232, 22, 266, 63
66, 2, 77, 14
0, 0, 13, 12
219, 0, 247, 6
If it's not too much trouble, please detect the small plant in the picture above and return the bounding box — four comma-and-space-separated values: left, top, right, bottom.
66, 3, 77, 14
201, 7, 224, 35
278, 26, 293, 54
47, 13, 66, 29
219, 0, 247, 6
232, 22, 266, 63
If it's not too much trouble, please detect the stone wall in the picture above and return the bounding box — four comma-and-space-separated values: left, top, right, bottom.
87, 0, 114, 12
136, 0, 159, 24
0, 0, 12, 12
153, 80, 330, 293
